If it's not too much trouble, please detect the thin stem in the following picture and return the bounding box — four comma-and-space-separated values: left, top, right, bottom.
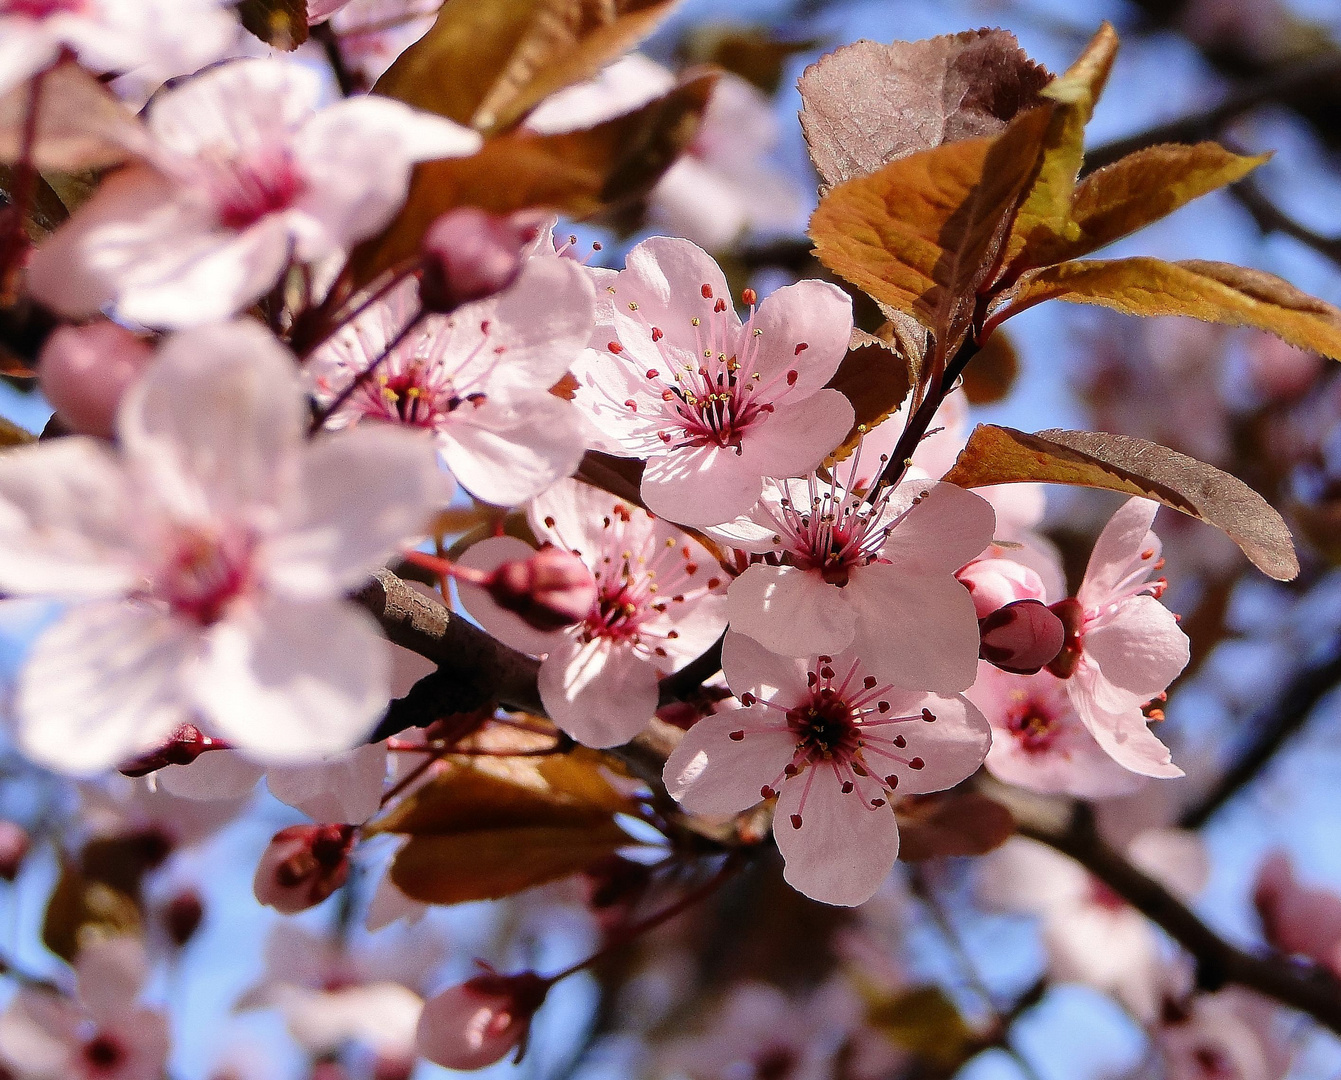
311, 20, 358, 97
296, 263, 418, 360
309, 309, 424, 434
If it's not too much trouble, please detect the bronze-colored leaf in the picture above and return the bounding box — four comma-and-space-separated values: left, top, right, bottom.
943, 424, 1299, 580
896, 791, 1015, 860
809, 104, 1054, 349
238, 0, 309, 49
997, 257, 1341, 361
348, 73, 716, 286
799, 29, 1052, 191
0, 415, 34, 447
41, 858, 142, 963
0, 61, 144, 172
375, 755, 635, 904
960, 328, 1018, 404
680, 24, 820, 94
373, 0, 676, 135
823, 324, 913, 463
865, 985, 977, 1068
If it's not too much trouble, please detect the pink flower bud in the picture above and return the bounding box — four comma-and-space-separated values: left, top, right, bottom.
118, 723, 227, 777
0, 820, 29, 882
486, 544, 597, 632
979, 599, 1065, 675
37, 321, 153, 438
419, 208, 541, 313
253, 824, 356, 914
416, 970, 550, 1070
957, 557, 1047, 620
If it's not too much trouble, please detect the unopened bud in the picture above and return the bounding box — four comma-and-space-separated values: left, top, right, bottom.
419, 208, 540, 314
118, 724, 226, 777
161, 888, 205, 947
957, 557, 1047, 620
1045, 597, 1086, 679
416, 969, 550, 1070
253, 824, 356, 914
372, 1056, 415, 1080
38, 321, 153, 438
0, 821, 29, 881
979, 599, 1065, 675
487, 544, 597, 631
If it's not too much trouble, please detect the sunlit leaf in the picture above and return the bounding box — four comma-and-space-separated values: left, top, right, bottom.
943, 424, 1299, 580
866, 985, 977, 1068
374, 0, 676, 135
799, 29, 1051, 191
809, 105, 1053, 349
238, 0, 308, 49
896, 791, 1015, 860
348, 74, 716, 286
997, 257, 1341, 361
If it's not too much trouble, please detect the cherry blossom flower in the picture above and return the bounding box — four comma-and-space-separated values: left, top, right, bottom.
0, 319, 448, 773
0, 0, 235, 97
712, 475, 994, 694
0, 937, 169, 1080
1253, 851, 1341, 974
308, 255, 595, 506
38, 321, 152, 438
966, 663, 1145, 799
416, 971, 550, 1071
665, 632, 990, 906
456, 479, 729, 747
28, 58, 481, 328
1051, 498, 1190, 778
570, 236, 855, 527
1156, 988, 1293, 1080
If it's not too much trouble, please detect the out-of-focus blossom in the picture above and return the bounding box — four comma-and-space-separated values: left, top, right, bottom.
419, 207, 541, 313
253, 822, 356, 913
1253, 851, 1341, 974
0, 319, 448, 772
29, 59, 480, 328
570, 236, 854, 527
0, 937, 169, 1080
0, 0, 235, 96
457, 479, 729, 747
717, 477, 993, 694
666, 632, 990, 906
416, 970, 550, 1071
1156, 988, 1293, 1080
483, 544, 599, 632
324, 0, 441, 84
0, 819, 30, 880
37, 321, 153, 439
1051, 498, 1190, 778
967, 663, 1145, 799
309, 257, 594, 506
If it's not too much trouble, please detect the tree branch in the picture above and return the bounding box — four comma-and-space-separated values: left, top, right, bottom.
1224, 175, 1341, 269
1016, 803, 1341, 1034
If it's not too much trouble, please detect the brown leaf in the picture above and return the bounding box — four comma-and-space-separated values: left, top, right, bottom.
376, 755, 635, 904
942, 424, 1299, 580
809, 104, 1054, 349
799, 29, 1052, 191
0, 415, 36, 447
997, 257, 1341, 361
680, 25, 820, 94
348, 73, 716, 286
373, 0, 676, 135
960, 328, 1018, 404
823, 324, 913, 464
865, 985, 977, 1068
575, 449, 645, 507
0, 61, 144, 172
895, 791, 1015, 860
238, 0, 308, 49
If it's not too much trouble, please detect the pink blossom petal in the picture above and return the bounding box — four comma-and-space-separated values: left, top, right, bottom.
440, 391, 586, 506
719, 629, 810, 702
726, 564, 856, 657
455, 535, 572, 657
121, 320, 307, 522
775, 765, 900, 906
881, 481, 997, 573
530, 476, 636, 554
736, 390, 855, 479
641, 444, 765, 527
194, 597, 390, 762
620, 236, 734, 338
1078, 497, 1160, 607
1069, 673, 1183, 779
268, 425, 448, 597
1083, 596, 1190, 702
877, 691, 990, 795
16, 601, 192, 775
748, 279, 852, 393
663, 707, 794, 815
159, 749, 266, 801
0, 438, 140, 598
76, 937, 149, 1022
845, 562, 981, 692
268, 743, 388, 824
537, 636, 658, 748
483, 257, 599, 388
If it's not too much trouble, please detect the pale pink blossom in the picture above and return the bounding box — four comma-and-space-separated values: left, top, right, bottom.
957, 556, 1048, 620
1052, 498, 1190, 778
0, 319, 449, 773
0, 0, 235, 97
456, 479, 729, 747
665, 632, 990, 906
325, 0, 441, 84
1253, 851, 1341, 974
1156, 988, 1293, 1080
570, 237, 855, 527
966, 663, 1145, 799
0, 937, 169, 1080
253, 822, 356, 913
38, 320, 152, 438
309, 255, 595, 506
714, 476, 994, 694
416, 971, 549, 1071
29, 58, 480, 328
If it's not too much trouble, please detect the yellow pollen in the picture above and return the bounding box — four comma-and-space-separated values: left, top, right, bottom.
691, 317, 700, 326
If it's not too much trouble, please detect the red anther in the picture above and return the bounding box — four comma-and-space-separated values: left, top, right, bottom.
728, 730, 745, 742
884, 774, 899, 788
253, 824, 357, 914
485, 544, 597, 632
701, 283, 713, 298
892, 734, 906, 747
761, 785, 777, 800
706, 577, 722, 589
841, 781, 854, 793
877, 701, 890, 713
786, 370, 799, 385
863, 676, 878, 689
607, 341, 623, 353
651, 327, 663, 341
740, 692, 757, 706
714, 298, 727, 312
794, 343, 808, 355
742, 288, 757, 305
1141, 548, 1156, 560
661, 389, 675, 401
908, 757, 925, 770
624, 399, 637, 410
871, 798, 886, 807
921, 708, 936, 722
591, 241, 603, 251
645, 368, 659, 378
790, 814, 803, 829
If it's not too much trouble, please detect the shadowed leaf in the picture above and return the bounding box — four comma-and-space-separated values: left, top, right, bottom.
824, 324, 915, 463
896, 791, 1015, 860
681, 24, 820, 94
799, 29, 1052, 191
238, 0, 308, 49
943, 424, 1299, 580
865, 986, 977, 1068
960, 328, 1018, 404
374, 0, 676, 135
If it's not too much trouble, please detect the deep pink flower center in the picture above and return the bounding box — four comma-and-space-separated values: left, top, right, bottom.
211, 148, 306, 231
2, 0, 84, 17
156, 526, 255, 626
82, 1033, 126, 1075
1007, 700, 1061, 754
